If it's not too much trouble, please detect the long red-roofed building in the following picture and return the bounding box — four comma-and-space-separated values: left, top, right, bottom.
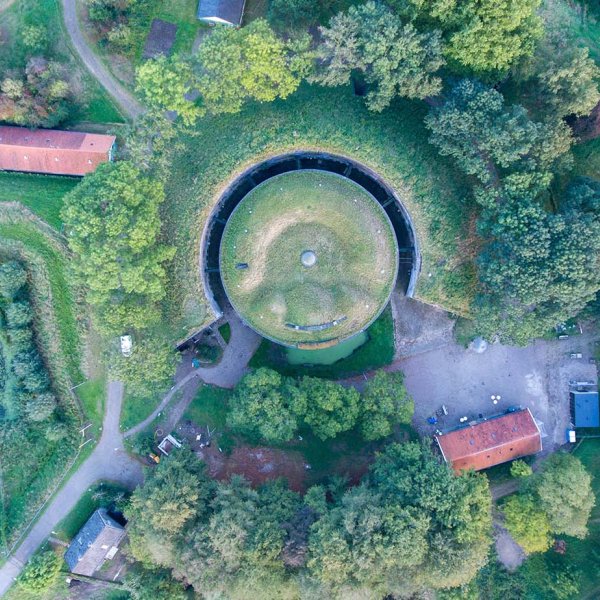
0, 126, 116, 177
435, 408, 542, 474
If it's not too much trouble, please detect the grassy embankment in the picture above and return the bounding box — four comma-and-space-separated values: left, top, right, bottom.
161, 84, 475, 343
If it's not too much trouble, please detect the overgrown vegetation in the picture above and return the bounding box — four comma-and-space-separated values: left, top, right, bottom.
0, 0, 123, 126
0, 258, 78, 549
125, 444, 491, 598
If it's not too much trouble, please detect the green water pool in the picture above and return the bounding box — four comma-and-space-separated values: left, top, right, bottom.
285, 331, 369, 365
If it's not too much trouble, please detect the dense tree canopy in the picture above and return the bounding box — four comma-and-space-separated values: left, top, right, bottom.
316, 1, 443, 110
0, 261, 27, 300
195, 19, 311, 114
136, 55, 205, 126
360, 370, 413, 440
227, 368, 306, 443
390, 0, 543, 73
62, 162, 175, 334
502, 493, 553, 554
534, 452, 595, 539
310, 442, 492, 594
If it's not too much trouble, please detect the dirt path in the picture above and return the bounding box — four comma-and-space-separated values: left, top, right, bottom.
61, 0, 143, 120
0, 382, 143, 597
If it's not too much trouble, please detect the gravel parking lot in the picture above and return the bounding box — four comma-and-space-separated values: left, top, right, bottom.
395, 323, 598, 451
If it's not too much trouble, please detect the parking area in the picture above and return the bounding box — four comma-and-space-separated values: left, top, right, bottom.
397, 328, 598, 451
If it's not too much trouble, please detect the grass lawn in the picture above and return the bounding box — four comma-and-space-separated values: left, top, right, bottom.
219, 322, 231, 343
0, 0, 124, 125
0, 173, 78, 230
76, 377, 106, 434
183, 385, 230, 430
162, 85, 475, 342
221, 171, 397, 345
54, 482, 129, 542
120, 391, 161, 431
250, 306, 396, 378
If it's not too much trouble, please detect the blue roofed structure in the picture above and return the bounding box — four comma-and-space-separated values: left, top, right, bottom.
64, 508, 126, 576
197, 0, 246, 26
571, 391, 600, 428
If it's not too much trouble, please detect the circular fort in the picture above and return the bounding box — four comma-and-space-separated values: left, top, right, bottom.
201, 152, 420, 349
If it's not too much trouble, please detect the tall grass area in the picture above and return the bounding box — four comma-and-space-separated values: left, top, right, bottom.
0, 0, 124, 124
0, 173, 78, 230
162, 85, 475, 342
0, 220, 82, 382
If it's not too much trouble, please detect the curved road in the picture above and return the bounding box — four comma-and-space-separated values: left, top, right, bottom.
0, 310, 259, 596
0, 382, 143, 596
61, 0, 143, 120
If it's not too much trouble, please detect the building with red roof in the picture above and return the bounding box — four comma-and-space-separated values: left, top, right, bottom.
435, 408, 542, 474
0, 126, 115, 177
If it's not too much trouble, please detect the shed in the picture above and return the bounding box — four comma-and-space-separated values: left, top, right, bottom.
0, 126, 115, 176
142, 19, 178, 59
64, 508, 126, 576
197, 0, 246, 26
571, 391, 600, 428
435, 408, 542, 474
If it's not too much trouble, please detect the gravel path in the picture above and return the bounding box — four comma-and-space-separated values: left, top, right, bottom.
61, 0, 143, 119
125, 307, 261, 438
0, 382, 143, 596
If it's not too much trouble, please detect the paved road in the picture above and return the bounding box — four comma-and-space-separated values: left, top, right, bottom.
61, 0, 143, 120
125, 307, 261, 438
0, 382, 143, 596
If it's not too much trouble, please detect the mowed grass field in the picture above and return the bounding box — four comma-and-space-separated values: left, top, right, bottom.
162, 85, 475, 342
220, 171, 398, 345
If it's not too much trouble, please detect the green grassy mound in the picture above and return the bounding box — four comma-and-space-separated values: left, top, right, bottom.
220, 171, 398, 346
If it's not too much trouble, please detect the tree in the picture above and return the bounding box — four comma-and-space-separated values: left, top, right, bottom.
308, 484, 429, 591
0, 261, 27, 299
536, 46, 600, 118
510, 459, 532, 478
122, 566, 187, 600
316, 2, 443, 111
310, 442, 492, 592
127, 451, 212, 545
18, 551, 62, 592
391, 0, 543, 73
196, 19, 311, 114
502, 493, 553, 553
0, 58, 72, 127
24, 392, 57, 422
425, 79, 571, 188
268, 0, 319, 32
360, 370, 413, 440
227, 368, 305, 443
534, 452, 594, 538
61, 162, 175, 334
299, 376, 359, 440
5, 301, 33, 328
110, 336, 179, 399
136, 55, 205, 126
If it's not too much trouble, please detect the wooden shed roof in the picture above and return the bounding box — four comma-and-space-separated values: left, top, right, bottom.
0, 126, 115, 176
435, 409, 542, 473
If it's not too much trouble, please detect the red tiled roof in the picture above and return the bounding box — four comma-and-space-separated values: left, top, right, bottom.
0, 126, 115, 176
435, 409, 542, 473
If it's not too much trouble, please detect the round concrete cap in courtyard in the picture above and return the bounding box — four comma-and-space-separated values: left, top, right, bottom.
219, 170, 399, 347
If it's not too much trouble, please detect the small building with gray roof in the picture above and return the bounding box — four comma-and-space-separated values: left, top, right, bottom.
64, 508, 126, 576
197, 0, 246, 26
